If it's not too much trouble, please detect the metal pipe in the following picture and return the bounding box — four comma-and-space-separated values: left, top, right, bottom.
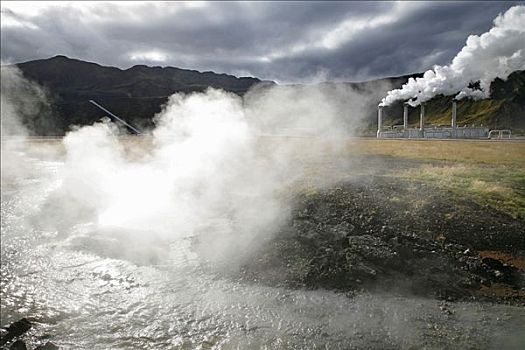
451, 101, 457, 128
89, 100, 142, 134
419, 104, 425, 131
403, 104, 408, 129
377, 106, 383, 138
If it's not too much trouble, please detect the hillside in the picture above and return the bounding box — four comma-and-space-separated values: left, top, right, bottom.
5, 56, 525, 135
377, 70, 525, 135
11, 55, 271, 134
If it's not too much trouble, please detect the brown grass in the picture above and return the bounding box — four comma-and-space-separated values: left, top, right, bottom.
395, 163, 524, 218
349, 139, 525, 166
7, 137, 525, 218
14, 136, 525, 167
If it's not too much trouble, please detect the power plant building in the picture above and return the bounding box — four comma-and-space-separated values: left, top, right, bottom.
377, 101, 491, 139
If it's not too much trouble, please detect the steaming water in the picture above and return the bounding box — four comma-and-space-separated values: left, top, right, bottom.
2, 143, 524, 350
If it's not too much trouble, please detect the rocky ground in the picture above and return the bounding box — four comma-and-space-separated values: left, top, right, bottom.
0, 319, 58, 350
236, 156, 525, 305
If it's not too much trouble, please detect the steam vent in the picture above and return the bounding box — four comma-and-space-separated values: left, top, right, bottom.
376, 101, 493, 139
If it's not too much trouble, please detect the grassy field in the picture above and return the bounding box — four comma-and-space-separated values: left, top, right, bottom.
350, 139, 525, 218
254, 137, 525, 218
350, 139, 525, 166
5, 136, 525, 218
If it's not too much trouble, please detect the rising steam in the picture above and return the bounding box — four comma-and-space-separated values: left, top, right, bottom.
1, 64, 52, 185
1, 64, 49, 137
35, 83, 385, 268
380, 5, 525, 107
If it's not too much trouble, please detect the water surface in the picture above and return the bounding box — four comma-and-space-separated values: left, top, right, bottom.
1, 143, 524, 349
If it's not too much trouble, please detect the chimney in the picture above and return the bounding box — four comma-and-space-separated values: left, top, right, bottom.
377, 106, 383, 138
451, 101, 457, 128
403, 104, 408, 129
419, 104, 425, 131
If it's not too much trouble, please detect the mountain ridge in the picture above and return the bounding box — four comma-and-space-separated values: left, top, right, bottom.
4, 56, 525, 135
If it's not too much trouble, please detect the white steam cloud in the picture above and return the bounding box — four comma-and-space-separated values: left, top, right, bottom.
36, 84, 385, 268
1, 64, 51, 185
380, 5, 525, 107
1, 64, 49, 137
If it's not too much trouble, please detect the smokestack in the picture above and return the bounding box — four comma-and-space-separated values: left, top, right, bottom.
419, 104, 425, 131
403, 104, 408, 129
451, 101, 457, 128
377, 106, 383, 138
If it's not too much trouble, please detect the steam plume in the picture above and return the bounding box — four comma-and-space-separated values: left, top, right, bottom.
380, 5, 525, 107
1, 64, 50, 184
35, 83, 386, 269
1, 64, 48, 137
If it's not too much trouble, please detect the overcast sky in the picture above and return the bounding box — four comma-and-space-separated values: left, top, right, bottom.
0, 1, 521, 83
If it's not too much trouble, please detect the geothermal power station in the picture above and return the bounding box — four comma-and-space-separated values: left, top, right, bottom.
377, 101, 511, 139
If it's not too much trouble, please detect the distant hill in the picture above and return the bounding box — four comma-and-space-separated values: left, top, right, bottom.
6, 56, 525, 135
11, 55, 271, 134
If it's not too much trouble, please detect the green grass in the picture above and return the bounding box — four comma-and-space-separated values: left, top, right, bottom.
395, 163, 525, 219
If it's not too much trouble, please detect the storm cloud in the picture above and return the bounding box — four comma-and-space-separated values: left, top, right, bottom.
1, 1, 521, 82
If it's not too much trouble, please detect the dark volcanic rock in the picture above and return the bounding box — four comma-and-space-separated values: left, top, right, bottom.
9, 340, 27, 350
481, 257, 524, 287
238, 173, 525, 303
346, 235, 399, 277
0, 319, 31, 347
35, 342, 59, 350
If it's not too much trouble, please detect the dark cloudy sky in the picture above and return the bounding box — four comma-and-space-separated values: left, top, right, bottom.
0, 1, 521, 83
